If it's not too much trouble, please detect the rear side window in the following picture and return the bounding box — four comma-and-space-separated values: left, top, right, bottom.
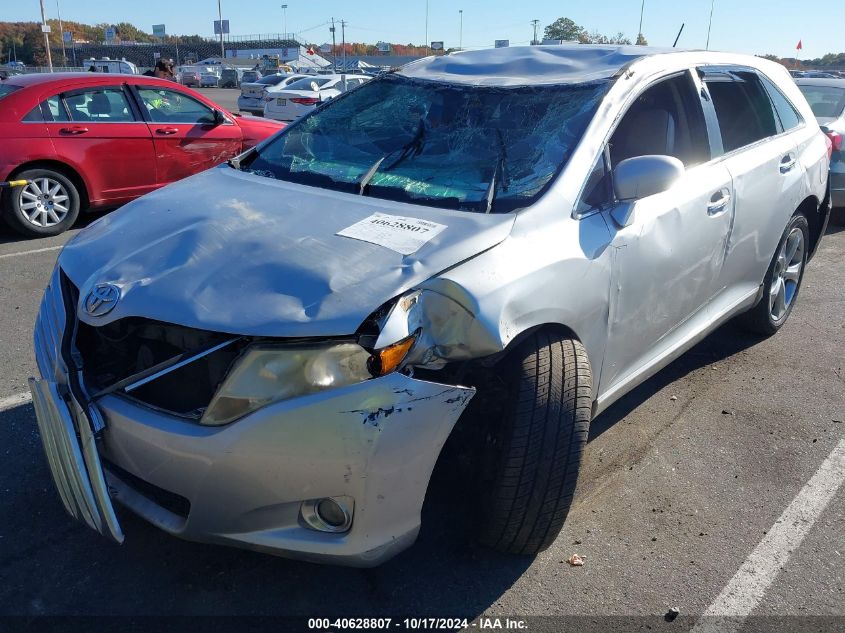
23, 95, 72, 122
64, 88, 134, 122
760, 76, 802, 131
704, 71, 778, 152
0, 85, 21, 100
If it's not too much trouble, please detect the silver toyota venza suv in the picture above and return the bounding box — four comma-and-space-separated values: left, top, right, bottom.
30, 46, 832, 566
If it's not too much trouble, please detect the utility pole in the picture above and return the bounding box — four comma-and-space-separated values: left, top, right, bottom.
638, 0, 645, 43
330, 18, 337, 72
39, 0, 53, 71
282, 4, 288, 37
217, 0, 225, 61
341, 19, 347, 74
706, 0, 715, 50
531, 19, 539, 45
56, 0, 66, 66
458, 9, 463, 51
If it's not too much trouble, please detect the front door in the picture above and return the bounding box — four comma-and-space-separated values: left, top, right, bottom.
597, 71, 734, 394
133, 86, 243, 185
44, 86, 157, 204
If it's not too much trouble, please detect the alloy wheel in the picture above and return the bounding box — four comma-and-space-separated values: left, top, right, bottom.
769, 226, 804, 322
18, 178, 70, 228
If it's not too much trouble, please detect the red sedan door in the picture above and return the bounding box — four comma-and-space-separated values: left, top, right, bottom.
43, 86, 157, 205
132, 85, 243, 185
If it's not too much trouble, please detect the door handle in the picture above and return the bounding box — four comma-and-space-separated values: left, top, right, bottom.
59, 126, 88, 135
155, 127, 179, 135
779, 154, 796, 173
707, 189, 731, 215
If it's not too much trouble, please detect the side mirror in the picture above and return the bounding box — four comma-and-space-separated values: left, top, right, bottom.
613, 155, 685, 201
212, 109, 226, 125
610, 155, 684, 228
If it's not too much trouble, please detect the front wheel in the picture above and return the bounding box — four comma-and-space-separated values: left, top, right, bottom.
3, 168, 80, 237
739, 213, 809, 336
478, 331, 592, 555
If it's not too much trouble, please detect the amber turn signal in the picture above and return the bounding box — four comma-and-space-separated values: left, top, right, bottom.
369, 334, 417, 376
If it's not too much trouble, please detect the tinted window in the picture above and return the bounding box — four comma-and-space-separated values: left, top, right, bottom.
42, 95, 70, 122
610, 72, 710, 168
0, 85, 21, 100
138, 88, 215, 124
705, 71, 778, 152
286, 77, 331, 91
64, 88, 134, 122
796, 84, 845, 119
243, 74, 608, 213
256, 75, 287, 85
760, 76, 801, 131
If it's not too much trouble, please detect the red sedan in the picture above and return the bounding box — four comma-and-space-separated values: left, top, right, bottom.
0, 73, 285, 236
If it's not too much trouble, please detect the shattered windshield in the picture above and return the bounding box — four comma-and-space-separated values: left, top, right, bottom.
242, 73, 609, 213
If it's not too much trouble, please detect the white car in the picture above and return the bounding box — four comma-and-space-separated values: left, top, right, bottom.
263, 74, 370, 121
200, 71, 220, 88
237, 73, 302, 115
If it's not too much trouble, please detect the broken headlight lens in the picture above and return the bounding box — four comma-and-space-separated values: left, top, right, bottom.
201, 342, 372, 426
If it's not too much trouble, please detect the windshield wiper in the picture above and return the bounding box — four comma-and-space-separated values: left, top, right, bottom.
358, 156, 385, 194
483, 130, 509, 214
227, 147, 256, 171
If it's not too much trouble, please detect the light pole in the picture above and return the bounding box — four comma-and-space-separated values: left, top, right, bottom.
56, 0, 66, 66
38, 0, 53, 71
458, 9, 463, 51
425, 1, 429, 54
217, 0, 225, 61
282, 4, 288, 37
706, 0, 715, 50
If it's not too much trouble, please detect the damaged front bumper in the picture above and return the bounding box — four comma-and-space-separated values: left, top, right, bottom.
97, 373, 474, 566
31, 269, 475, 566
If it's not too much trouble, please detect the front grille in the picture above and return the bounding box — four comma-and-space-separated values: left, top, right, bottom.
75, 316, 246, 418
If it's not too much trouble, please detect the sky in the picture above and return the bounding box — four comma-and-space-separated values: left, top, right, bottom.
5, 0, 843, 60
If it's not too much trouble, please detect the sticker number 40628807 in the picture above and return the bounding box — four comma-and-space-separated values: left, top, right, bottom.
336, 212, 447, 255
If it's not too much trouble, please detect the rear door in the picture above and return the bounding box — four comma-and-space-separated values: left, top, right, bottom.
132, 85, 243, 185
42, 85, 157, 204
699, 67, 806, 294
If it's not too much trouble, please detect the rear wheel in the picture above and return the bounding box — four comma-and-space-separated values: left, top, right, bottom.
739, 213, 809, 336
3, 168, 80, 237
478, 331, 592, 555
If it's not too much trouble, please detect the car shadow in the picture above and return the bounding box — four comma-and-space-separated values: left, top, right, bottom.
0, 208, 110, 245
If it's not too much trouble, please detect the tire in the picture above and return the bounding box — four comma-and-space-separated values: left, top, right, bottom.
3, 168, 80, 237
478, 331, 592, 555
739, 213, 809, 336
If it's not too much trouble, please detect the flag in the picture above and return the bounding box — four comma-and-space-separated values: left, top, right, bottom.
796, 40, 803, 51
306, 46, 315, 55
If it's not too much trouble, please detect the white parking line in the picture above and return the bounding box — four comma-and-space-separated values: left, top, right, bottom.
0, 245, 63, 260
690, 438, 845, 633
0, 391, 33, 411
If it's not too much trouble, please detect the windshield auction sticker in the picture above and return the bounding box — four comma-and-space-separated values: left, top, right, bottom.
336, 212, 447, 255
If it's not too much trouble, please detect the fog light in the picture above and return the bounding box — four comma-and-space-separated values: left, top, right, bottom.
301, 496, 353, 533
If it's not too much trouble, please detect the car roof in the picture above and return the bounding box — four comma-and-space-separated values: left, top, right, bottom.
398, 44, 695, 86
2, 72, 175, 89
795, 78, 845, 88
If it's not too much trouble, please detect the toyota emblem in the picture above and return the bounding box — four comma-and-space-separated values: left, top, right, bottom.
84, 283, 121, 317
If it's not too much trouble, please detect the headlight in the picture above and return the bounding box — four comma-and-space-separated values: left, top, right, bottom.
201, 342, 373, 426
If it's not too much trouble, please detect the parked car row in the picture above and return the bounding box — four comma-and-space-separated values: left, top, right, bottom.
24, 46, 834, 568
0, 73, 284, 236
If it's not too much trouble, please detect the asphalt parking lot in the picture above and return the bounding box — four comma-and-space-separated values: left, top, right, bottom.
0, 196, 843, 624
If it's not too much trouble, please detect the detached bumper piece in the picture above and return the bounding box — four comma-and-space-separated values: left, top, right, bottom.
29, 377, 124, 543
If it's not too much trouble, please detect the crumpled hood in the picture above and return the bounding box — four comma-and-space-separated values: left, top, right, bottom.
59, 167, 515, 337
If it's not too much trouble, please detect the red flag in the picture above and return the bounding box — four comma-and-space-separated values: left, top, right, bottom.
306, 46, 315, 55
796, 40, 803, 51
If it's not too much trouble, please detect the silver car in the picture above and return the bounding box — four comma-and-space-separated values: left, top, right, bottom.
30, 46, 831, 567
795, 78, 845, 218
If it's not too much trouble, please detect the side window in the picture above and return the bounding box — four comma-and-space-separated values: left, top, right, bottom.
704, 71, 779, 152
22, 105, 43, 122
43, 95, 70, 122
609, 72, 710, 169
576, 152, 612, 215
760, 75, 802, 131
137, 88, 215, 124
63, 88, 134, 122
